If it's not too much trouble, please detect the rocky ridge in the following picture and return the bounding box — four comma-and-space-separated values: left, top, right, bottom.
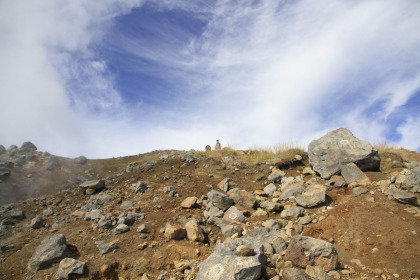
0, 129, 420, 280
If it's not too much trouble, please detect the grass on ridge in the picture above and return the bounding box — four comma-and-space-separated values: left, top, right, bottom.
374, 141, 420, 161
200, 142, 306, 166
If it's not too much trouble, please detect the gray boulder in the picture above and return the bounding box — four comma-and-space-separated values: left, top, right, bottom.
246, 227, 287, 254
285, 235, 338, 271
295, 185, 326, 208
45, 156, 59, 170
73, 156, 87, 165
208, 190, 234, 211
308, 128, 380, 179
79, 180, 105, 191
263, 183, 277, 195
19, 141, 37, 153
387, 186, 418, 205
227, 188, 257, 209
196, 237, 265, 280
27, 234, 70, 272
223, 206, 245, 224
56, 258, 85, 280
10, 209, 25, 219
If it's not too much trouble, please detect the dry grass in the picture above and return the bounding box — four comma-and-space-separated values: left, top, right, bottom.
374, 141, 420, 162
200, 142, 306, 166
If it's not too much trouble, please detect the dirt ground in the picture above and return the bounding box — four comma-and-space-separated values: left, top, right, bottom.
0, 149, 419, 279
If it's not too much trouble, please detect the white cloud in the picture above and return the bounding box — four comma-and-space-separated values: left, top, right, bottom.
0, 0, 419, 157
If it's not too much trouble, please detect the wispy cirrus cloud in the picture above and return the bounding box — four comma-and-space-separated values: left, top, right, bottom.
1, 0, 419, 158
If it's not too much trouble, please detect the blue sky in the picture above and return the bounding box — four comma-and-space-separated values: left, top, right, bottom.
0, 0, 419, 158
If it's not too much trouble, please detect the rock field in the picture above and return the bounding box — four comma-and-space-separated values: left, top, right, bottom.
0, 129, 420, 280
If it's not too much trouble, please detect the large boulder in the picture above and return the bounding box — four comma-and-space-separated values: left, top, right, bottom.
341, 163, 371, 186
285, 235, 338, 271
398, 166, 420, 193
387, 186, 418, 205
308, 128, 380, 179
196, 237, 265, 280
27, 234, 70, 272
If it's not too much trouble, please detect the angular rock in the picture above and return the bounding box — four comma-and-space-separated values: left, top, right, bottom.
306, 265, 330, 280
388, 186, 418, 205
20, 141, 37, 153
218, 178, 233, 192
280, 206, 305, 219
0, 168, 10, 181
185, 219, 205, 242
352, 187, 368, 196
73, 156, 87, 165
43, 208, 54, 216
31, 216, 45, 229
181, 196, 198, 209
130, 181, 148, 193
221, 224, 243, 238
246, 227, 287, 254
97, 241, 118, 254
164, 225, 187, 240
97, 216, 112, 229
45, 156, 59, 171
27, 234, 70, 272
308, 128, 380, 179
295, 185, 326, 208
400, 166, 420, 193
10, 209, 25, 219
207, 190, 234, 211
223, 206, 245, 224
259, 201, 282, 212
341, 163, 371, 186
56, 258, 85, 280
268, 167, 285, 183
227, 188, 257, 209
112, 223, 130, 234
264, 183, 277, 195
282, 268, 306, 280
328, 175, 347, 188
137, 224, 150, 233
285, 235, 338, 271
261, 219, 282, 231
120, 200, 134, 209
196, 237, 265, 280
302, 167, 316, 175
79, 180, 105, 191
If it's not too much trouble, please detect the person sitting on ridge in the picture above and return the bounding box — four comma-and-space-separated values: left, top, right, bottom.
215, 140, 221, 151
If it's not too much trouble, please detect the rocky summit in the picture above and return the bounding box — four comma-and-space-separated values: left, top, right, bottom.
0, 130, 420, 280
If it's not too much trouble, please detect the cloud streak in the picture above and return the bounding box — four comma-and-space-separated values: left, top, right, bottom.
0, 0, 419, 158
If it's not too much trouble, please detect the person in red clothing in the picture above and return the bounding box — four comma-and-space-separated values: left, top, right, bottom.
215, 140, 221, 151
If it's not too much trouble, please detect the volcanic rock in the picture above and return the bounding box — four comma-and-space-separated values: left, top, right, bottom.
308, 128, 380, 179
27, 234, 70, 272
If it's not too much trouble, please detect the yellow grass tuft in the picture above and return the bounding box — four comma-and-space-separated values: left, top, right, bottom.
374, 141, 420, 161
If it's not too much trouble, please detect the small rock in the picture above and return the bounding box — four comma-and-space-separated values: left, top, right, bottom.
302, 167, 316, 175
112, 223, 130, 234
120, 200, 134, 209
164, 225, 187, 240
10, 209, 25, 219
79, 180, 105, 191
43, 208, 54, 216
130, 181, 148, 193
261, 219, 282, 230
185, 219, 205, 242
97, 241, 118, 254
137, 224, 150, 233
280, 206, 305, 219
31, 216, 45, 229
264, 183, 277, 195
138, 242, 148, 250
306, 265, 330, 280
352, 187, 368, 196
388, 186, 418, 205
268, 167, 285, 183
207, 190, 234, 211
341, 163, 371, 186
56, 258, 85, 280
235, 245, 255, 256
227, 188, 257, 209
218, 178, 233, 192
181, 197, 198, 209
282, 267, 306, 280
295, 184, 326, 208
